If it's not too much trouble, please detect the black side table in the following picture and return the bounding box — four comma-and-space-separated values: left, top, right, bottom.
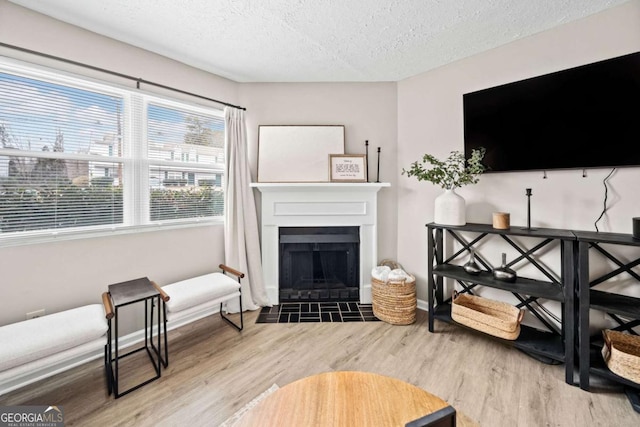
106, 277, 162, 398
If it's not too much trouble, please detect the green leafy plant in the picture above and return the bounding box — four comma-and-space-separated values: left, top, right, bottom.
402, 147, 486, 190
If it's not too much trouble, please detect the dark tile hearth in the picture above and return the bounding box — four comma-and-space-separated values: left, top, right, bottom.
256, 302, 380, 323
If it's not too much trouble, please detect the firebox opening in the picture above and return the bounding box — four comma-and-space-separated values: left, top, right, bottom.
279, 226, 360, 302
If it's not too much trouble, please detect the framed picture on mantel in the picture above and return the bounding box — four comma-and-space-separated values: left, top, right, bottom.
257, 125, 345, 182
329, 154, 367, 182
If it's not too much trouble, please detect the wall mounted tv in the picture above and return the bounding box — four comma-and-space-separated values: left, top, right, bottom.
463, 51, 640, 173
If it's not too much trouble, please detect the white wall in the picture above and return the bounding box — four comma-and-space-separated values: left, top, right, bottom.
397, 1, 640, 306
238, 82, 398, 262
1, 0, 639, 331
0, 1, 235, 330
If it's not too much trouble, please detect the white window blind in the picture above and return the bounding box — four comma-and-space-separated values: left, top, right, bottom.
0, 59, 225, 246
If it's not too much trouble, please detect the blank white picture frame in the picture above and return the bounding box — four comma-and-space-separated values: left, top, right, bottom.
257, 125, 345, 182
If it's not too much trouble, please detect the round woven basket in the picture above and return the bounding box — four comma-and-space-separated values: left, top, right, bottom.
371, 275, 417, 325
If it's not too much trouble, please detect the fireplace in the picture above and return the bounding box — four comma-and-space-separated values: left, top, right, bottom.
251, 182, 389, 305
279, 226, 360, 302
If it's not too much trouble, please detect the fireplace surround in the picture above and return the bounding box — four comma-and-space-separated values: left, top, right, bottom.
251, 182, 389, 305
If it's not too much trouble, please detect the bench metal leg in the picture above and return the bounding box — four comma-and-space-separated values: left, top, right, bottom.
104, 319, 113, 396
161, 302, 168, 367
150, 299, 169, 368
220, 293, 244, 331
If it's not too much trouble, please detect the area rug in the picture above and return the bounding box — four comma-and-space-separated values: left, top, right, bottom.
219, 383, 280, 427
255, 301, 381, 323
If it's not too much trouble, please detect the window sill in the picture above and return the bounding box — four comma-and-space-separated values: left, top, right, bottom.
0, 219, 224, 248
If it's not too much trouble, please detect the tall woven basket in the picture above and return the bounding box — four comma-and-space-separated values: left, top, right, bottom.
371, 275, 417, 325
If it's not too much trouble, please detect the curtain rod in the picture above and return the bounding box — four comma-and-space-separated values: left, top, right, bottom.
0, 42, 246, 111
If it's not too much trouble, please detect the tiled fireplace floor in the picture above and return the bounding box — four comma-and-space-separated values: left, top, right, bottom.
256, 302, 381, 323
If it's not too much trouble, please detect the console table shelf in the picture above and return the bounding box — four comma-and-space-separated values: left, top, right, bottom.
589, 290, 640, 318
433, 265, 564, 301
427, 222, 575, 385
433, 303, 565, 363
588, 346, 640, 389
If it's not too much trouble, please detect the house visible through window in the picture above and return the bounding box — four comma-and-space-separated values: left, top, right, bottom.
0, 59, 225, 246
146, 100, 225, 221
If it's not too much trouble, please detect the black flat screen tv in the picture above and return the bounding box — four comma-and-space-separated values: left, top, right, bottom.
463, 51, 640, 173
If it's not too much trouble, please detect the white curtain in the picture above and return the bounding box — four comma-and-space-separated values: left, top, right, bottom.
224, 107, 270, 312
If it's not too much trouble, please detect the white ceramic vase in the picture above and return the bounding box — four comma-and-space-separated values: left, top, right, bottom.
434, 188, 466, 225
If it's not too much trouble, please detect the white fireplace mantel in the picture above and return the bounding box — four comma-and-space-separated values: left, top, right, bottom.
251, 182, 390, 305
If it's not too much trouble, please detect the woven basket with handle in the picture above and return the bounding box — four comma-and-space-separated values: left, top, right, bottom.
371, 275, 416, 325
602, 329, 640, 384
451, 291, 524, 340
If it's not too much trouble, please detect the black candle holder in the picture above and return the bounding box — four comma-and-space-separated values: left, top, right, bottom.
522, 188, 536, 231
365, 140, 369, 182
376, 147, 381, 183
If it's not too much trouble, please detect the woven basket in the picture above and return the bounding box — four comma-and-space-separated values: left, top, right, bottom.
371, 275, 416, 325
451, 291, 524, 340
602, 329, 640, 384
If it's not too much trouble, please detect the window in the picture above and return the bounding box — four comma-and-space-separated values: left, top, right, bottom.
146, 100, 225, 222
0, 59, 225, 246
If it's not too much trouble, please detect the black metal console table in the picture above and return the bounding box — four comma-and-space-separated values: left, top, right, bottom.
575, 230, 640, 412
426, 222, 576, 385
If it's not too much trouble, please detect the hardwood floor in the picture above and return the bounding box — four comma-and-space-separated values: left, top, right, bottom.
1, 309, 638, 426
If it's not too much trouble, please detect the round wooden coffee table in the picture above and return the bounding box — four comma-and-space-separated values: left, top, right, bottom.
235, 370, 476, 426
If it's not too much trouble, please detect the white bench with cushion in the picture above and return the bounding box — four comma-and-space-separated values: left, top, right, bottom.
151, 264, 244, 367
0, 301, 111, 396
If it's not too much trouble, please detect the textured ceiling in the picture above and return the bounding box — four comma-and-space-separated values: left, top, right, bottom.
8, 0, 632, 82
